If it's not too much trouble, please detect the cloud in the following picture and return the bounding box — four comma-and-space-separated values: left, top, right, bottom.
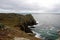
0, 0, 60, 13
0, 8, 16, 13
0, 0, 41, 10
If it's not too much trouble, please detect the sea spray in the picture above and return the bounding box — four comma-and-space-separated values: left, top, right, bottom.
32, 31, 42, 38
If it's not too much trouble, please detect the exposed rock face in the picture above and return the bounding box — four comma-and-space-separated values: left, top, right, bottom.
0, 13, 37, 33
0, 13, 41, 40
25, 14, 37, 26
0, 23, 41, 40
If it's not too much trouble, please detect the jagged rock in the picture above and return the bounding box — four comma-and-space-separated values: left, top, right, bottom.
29, 26, 35, 28
0, 13, 37, 33
0, 13, 41, 40
0, 24, 41, 40
25, 14, 37, 26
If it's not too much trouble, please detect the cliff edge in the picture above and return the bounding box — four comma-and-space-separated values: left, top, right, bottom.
0, 13, 41, 40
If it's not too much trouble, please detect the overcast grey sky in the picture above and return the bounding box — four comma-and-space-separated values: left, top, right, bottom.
0, 0, 60, 13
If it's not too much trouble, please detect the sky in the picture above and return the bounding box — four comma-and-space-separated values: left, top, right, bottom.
0, 0, 60, 13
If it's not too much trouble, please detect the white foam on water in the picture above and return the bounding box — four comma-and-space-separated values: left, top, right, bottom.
32, 31, 42, 38
36, 21, 39, 24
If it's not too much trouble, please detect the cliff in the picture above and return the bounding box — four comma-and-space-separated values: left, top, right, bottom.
0, 13, 41, 40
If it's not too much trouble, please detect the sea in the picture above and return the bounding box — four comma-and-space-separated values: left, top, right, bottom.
31, 13, 60, 40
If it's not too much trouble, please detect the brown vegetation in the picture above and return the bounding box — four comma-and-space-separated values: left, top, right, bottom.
0, 13, 41, 40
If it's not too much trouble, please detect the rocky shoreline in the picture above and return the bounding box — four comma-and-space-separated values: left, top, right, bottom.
0, 13, 41, 40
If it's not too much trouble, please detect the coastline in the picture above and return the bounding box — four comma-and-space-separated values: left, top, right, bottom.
0, 13, 41, 40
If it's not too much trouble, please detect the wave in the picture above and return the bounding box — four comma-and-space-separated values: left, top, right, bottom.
32, 31, 42, 38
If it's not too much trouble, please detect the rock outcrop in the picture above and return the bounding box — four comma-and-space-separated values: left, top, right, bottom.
0, 13, 37, 33
0, 13, 41, 40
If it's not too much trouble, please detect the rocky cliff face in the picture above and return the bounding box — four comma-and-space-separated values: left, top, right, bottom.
0, 13, 41, 40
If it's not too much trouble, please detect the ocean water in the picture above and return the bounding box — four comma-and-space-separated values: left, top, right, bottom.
31, 13, 60, 40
